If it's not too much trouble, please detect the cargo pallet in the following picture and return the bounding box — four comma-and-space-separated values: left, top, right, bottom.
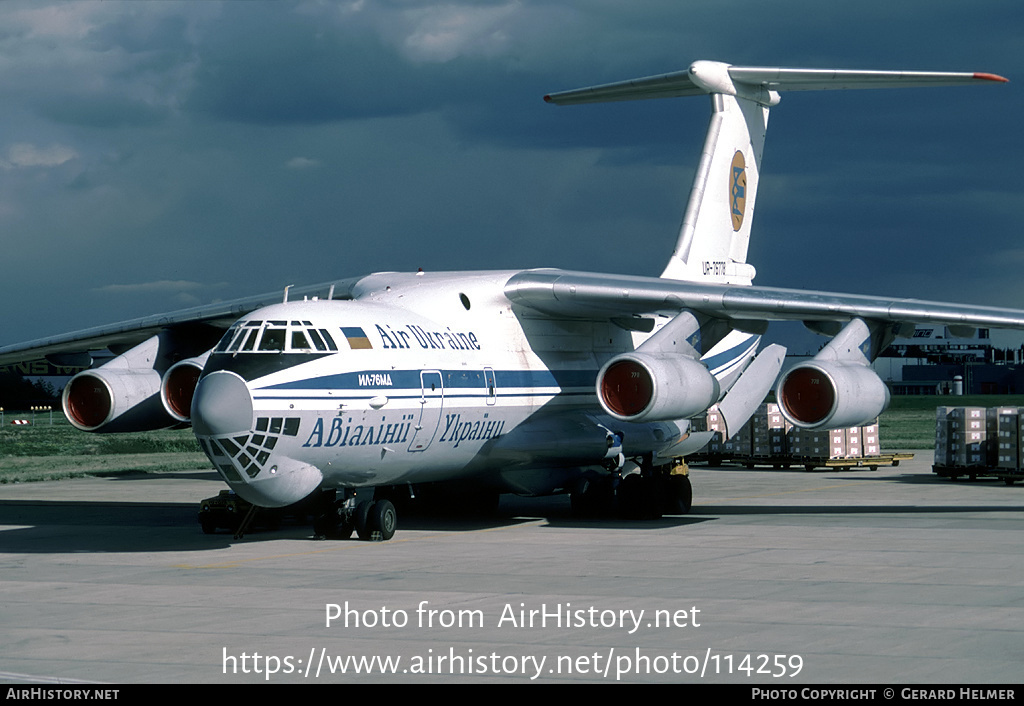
933, 406, 1024, 486
804, 453, 914, 472
931, 465, 1024, 485
692, 453, 913, 472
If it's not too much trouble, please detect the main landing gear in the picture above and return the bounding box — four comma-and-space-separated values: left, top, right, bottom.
313, 490, 397, 541
571, 456, 692, 520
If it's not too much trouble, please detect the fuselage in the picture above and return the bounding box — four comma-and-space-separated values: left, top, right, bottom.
190, 270, 758, 507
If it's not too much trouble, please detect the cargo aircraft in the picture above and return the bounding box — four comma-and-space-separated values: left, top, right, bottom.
0, 61, 1017, 540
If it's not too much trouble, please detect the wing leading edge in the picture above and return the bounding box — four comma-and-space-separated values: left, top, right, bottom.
504, 269, 1024, 332
0, 278, 362, 367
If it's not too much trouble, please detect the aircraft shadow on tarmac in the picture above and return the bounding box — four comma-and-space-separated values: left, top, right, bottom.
0, 492, 719, 554
91, 470, 223, 482
1, 485, 1020, 554
690, 503, 1024, 516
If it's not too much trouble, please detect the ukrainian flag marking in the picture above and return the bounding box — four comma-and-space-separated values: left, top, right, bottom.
341, 327, 372, 349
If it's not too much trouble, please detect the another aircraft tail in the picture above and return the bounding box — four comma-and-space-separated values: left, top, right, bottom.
544, 61, 1007, 285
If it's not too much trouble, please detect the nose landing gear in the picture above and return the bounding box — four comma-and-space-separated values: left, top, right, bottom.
313, 490, 397, 541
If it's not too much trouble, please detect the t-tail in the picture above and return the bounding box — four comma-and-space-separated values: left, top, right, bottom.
545, 61, 1007, 285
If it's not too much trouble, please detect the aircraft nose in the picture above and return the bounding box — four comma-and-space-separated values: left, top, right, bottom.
191, 371, 253, 436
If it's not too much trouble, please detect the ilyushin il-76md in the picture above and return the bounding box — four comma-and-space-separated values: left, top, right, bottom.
1, 60, 1016, 540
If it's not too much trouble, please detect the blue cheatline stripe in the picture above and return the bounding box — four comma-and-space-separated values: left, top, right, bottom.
252, 391, 598, 404
256, 338, 758, 394
262, 368, 598, 392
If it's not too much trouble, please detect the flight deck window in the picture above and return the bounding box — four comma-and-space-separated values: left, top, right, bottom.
216, 320, 343, 354
215, 327, 239, 352
259, 328, 286, 351
320, 330, 338, 351
240, 329, 258, 352
308, 329, 328, 351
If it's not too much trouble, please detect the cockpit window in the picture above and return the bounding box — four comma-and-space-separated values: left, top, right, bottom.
320, 329, 339, 351
240, 328, 258, 352
216, 320, 343, 354
308, 329, 328, 351
258, 326, 286, 352
214, 328, 235, 353
290, 331, 311, 351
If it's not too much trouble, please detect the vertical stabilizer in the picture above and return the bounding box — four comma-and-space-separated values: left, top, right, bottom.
544, 61, 1007, 285
660, 87, 767, 284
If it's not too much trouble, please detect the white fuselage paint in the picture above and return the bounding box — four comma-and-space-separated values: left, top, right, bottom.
193, 271, 758, 507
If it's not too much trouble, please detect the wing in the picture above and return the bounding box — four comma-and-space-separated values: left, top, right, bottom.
504, 269, 1024, 333
506, 268, 1024, 432
0, 278, 362, 367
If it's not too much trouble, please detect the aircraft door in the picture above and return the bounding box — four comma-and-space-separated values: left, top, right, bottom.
408, 370, 444, 452
484, 367, 497, 405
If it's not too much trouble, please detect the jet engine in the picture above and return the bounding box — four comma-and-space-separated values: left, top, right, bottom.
597, 352, 720, 423
63, 335, 180, 433
777, 360, 889, 430
777, 317, 893, 430
160, 352, 211, 423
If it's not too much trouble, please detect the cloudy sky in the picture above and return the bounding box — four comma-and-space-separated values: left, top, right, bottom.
1, 0, 1021, 354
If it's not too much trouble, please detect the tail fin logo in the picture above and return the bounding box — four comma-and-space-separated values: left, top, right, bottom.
730, 150, 746, 232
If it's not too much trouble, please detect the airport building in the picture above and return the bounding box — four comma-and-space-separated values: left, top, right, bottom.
873, 327, 1024, 395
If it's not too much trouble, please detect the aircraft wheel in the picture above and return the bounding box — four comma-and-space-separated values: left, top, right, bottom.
354, 500, 374, 540
618, 474, 661, 520
571, 478, 614, 517
663, 474, 692, 515
314, 498, 352, 539
333, 521, 354, 540
368, 500, 397, 541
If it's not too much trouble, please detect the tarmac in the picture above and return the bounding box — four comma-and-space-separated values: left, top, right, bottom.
0, 451, 1021, 684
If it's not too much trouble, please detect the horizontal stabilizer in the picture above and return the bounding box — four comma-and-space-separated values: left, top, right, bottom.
544, 61, 1007, 287
545, 62, 1007, 106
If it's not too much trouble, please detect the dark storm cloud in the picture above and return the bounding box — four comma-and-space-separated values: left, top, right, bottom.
0, 0, 1021, 347
185, 7, 440, 124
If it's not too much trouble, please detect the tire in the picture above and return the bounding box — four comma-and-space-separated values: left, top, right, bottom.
369, 500, 397, 541
571, 477, 615, 518
663, 474, 692, 515
354, 500, 374, 540
618, 474, 661, 520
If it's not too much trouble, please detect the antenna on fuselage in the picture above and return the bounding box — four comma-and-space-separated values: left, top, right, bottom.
283, 284, 293, 303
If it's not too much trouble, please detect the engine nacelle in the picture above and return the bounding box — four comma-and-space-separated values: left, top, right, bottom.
160, 352, 211, 423
777, 361, 890, 430
63, 367, 175, 432
62, 334, 179, 433
597, 352, 720, 423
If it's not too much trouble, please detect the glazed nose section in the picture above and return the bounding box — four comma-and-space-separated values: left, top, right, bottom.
191, 371, 254, 436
